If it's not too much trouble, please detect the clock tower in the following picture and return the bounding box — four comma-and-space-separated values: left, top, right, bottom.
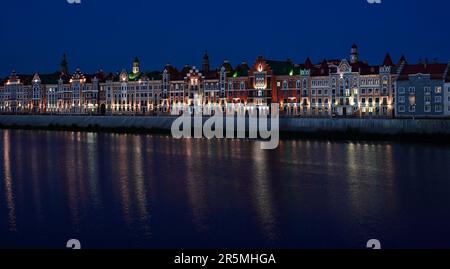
133, 56, 140, 75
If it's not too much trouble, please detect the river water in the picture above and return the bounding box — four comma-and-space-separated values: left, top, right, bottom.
0, 129, 449, 249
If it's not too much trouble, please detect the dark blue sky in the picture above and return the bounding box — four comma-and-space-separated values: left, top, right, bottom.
1, 0, 449, 76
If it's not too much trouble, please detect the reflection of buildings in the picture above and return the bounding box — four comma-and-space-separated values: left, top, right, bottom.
2, 131, 17, 231
250, 144, 277, 241
1, 45, 449, 118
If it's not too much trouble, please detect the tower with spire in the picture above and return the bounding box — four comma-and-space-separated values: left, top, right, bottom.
202, 51, 210, 74
60, 54, 69, 75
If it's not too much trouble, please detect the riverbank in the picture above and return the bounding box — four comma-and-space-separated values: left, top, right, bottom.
0, 115, 449, 143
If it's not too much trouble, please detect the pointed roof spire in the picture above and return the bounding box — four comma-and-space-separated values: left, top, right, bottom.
304, 57, 313, 69
60, 53, 69, 75
202, 50, 210, 73
398, 54, 407, 66
61, 53, 67, 64
383, 53, 394, 66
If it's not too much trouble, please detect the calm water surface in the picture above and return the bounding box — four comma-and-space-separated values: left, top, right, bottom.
1, 129, 450, 249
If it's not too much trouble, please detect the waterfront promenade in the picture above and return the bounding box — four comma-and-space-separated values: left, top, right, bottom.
0, 115, 449, 138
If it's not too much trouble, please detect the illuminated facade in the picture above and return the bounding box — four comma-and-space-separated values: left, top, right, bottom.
445, 71, 450, 116
1, 45, 449, 118
396, 61, 450, 118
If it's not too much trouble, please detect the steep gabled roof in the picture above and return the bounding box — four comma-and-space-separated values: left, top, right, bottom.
383, 53, 394, 66
220, 60, 234, 74
232, 62, 250, 77
163, 64, 183, 80
164, 64, 178, 75
265, 59, 294, 76
304, 57, 313, 70
398, 63, 447, 81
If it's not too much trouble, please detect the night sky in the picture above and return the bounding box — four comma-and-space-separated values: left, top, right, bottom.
1, 0, 449, 76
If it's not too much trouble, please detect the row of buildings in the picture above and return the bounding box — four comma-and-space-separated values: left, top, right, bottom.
1, 45, 449, 118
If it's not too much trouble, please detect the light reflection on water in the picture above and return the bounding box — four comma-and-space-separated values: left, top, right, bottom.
0, 129, 450, 249
2, 131, 16, 232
